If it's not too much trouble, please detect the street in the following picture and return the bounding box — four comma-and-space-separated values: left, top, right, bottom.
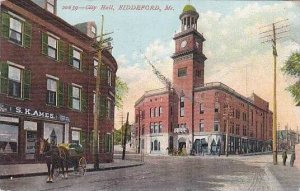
0, 155, 284, 191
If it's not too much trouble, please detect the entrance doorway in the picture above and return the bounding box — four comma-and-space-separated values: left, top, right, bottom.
178, 137, 186, 153
25, 131, 37, 160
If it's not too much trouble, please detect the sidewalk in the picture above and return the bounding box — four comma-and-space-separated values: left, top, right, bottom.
0, 159, 144, 179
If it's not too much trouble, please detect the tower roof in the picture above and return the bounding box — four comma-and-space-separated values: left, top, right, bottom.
182, 5, 197, 13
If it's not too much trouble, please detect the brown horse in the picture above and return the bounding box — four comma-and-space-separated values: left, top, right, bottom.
38, 138, 69, 183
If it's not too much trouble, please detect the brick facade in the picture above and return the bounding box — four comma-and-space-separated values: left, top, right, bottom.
134, 5, 273, 155
0, 0, 117, 164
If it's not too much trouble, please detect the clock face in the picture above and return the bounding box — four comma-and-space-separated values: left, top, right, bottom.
181, 40, 187, 48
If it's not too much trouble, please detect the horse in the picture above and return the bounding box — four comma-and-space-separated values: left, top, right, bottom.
38, 138, 69, 183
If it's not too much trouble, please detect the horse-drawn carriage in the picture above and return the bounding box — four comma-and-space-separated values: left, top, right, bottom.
39, 138, 87, 183
53, 143, 87, 178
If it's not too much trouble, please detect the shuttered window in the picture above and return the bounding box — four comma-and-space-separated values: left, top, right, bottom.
1, 12, 32, 48
0, 62, 31, 99
42, 32, 64, 61
67, 84, 86, 112
69, 46, 82, 70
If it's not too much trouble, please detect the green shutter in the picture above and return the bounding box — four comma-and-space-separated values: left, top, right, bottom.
67, 84, 73, 108
0, 62, 8, 94
41, 32, 48, 55
23, 21, 32, 48
22, 69, 31, 99
58, 81, 64, 107
1, 12, 10, 39
80, 131, 86, 149
100, 64, 108, 83
99, 95, 107, 118
68, 45, 73, 65
80, 52, 83, 71
81, 90, 87, 112
58, 40, 65, 61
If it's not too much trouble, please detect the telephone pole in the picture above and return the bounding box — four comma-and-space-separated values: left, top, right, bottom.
259, 19, 289, 165
93, 15, 113, 169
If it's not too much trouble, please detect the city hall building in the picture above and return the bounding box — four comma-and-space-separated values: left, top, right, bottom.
134, 5, 273, 155
0, 0, 117, 164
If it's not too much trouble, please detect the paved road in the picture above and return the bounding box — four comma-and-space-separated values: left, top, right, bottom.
0, 156, 275, 191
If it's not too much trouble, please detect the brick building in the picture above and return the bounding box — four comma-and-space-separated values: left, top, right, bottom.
134, 5, 273, 155
0, 0, 117, 164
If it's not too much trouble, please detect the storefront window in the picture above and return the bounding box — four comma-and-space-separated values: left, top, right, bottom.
72, 130, 80, 145
44, 122, 63, 145
0, 124, 18, 153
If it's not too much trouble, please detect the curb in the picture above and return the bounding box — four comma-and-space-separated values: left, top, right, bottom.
0, 162, 144, 180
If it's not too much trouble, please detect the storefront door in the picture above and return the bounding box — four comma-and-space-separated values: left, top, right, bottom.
25, 131, 37, 159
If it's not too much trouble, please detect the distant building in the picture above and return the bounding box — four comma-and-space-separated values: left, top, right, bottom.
0, 0, 117, 164
277, 129, 299, 151
134, 5, 273, 155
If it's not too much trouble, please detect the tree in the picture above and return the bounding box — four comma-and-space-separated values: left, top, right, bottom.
115, 76, 129, 109
113, 125, 131, 145
282, 52, 300, 104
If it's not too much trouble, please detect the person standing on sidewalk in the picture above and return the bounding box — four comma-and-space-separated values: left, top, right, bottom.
282, 150, 288, 166
290, 150, 296, 167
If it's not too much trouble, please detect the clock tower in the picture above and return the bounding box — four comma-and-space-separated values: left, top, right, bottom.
171, 5, 207, 145
172, 5, 207, 92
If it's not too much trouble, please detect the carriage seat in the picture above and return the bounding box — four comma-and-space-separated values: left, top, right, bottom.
58, 143, 84, 156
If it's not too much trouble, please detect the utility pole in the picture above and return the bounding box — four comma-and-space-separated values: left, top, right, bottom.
259, 19, 289, 165
138, 108, 141, 154
122, 112, 129, 160
93, 15, 113, 169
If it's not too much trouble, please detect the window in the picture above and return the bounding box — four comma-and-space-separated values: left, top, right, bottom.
8, 65, 21, 98
70, 47, 82, 70
200, 103, 204, 114
94, 60, 98, 76
159, 122, 162, 133
214, 121, 219, 131
159, 106, 163, 116
108, 69, 112, 86
107, 99, 112, 119
71, 130, 80, 145
153, 140, 160, 151
154, 123, 158, 133
9, 17, 22, 45
155, 107, 159, 117
0, 123, 18, 153
178, 67, 187, 77
151, 108, 155, 118
72, 86, 81, 110
47, 0, 55, 14
0, 62, 31, 99
42, 32, 64, 61
180, 96, 185, 117
150, 108, 152, 118
196, 70, 200, 77
199, 119, 204, 132
47, 78, 57, 106
214, 102, 219, 113
104, 133, 112, 153
150, 123, 153, 134
1, 13, 32, 48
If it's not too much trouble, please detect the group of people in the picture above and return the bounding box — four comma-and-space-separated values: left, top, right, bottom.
282, 149, 296, 167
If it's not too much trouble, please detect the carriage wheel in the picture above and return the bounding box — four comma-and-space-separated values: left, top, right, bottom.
78, 157, 87, 176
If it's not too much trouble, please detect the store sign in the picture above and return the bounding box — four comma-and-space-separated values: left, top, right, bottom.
0, 103, 70, 123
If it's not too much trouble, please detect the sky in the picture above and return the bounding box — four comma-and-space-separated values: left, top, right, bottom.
57, 0, 300, 131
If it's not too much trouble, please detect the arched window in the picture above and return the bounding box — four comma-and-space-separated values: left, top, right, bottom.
154, 140, 158, 151
159, 106, 163, 116
158, 142, 160, 151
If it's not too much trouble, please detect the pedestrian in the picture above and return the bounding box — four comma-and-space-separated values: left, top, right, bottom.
290, 150, 296, 167
282, 150, 287, 166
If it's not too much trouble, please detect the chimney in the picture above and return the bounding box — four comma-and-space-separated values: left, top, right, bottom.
32, 0, 57, 15
74, 21, 97, 39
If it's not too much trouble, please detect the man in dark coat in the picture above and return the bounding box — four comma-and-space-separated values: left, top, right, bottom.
282, 150, 288, 166
290, 150, 296, 167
